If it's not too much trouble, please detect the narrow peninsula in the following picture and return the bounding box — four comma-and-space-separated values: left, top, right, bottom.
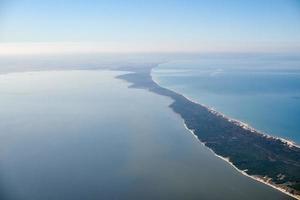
116, 64, 300, 199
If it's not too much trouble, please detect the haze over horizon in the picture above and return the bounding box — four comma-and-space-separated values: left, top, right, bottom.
0, 0, 300, 55
1, 1, 300, 199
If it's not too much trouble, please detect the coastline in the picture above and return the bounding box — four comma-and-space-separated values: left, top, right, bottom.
151, 75, 299, 149
115, 65, 300, 200
182, 122, 300, 200
17, 66, 295, 199
150, 71, 300, 200
1, 67, 298, 199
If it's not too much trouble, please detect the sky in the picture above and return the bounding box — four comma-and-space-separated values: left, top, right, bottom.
0, 0, 300, 54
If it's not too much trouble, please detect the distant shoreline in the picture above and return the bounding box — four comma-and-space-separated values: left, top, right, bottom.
116, 65, 300, 200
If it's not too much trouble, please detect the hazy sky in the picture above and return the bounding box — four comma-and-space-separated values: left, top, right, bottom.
0, 0, 300, 54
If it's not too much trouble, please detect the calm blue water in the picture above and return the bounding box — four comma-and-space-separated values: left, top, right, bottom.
153, 55, 300, 144
0, 70, 292, 200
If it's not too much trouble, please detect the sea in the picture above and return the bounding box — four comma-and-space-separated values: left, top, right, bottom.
0, 70, 291, 199
152, 54, 300, 144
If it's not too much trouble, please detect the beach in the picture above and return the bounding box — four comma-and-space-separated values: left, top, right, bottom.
117, 65, 300, 199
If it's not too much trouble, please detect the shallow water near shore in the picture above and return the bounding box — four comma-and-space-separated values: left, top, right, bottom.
152, 57, 300, 144
0, 70, 292, 200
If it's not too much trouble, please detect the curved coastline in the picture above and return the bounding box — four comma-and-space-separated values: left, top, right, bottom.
150, 70, 300, 200
182, 121, 300, 200
151, 74, 299, 149
2, 67, 298, 198
116, 65, 300, 200
182, 120, 300, 200
150, 71, 300, 200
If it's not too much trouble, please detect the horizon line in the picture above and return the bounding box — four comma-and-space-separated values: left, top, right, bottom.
1, 42, 300, 56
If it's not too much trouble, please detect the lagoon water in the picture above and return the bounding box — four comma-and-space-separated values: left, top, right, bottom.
153, 56, 300, 144
0, 70, 292, 200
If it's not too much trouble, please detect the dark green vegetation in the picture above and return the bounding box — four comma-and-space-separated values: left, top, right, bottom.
117, 65, 300, 197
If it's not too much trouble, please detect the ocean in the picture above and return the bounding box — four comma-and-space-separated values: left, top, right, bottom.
152, 55, 300, 144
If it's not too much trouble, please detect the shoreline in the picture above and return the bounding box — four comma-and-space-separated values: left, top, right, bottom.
1, 68, 298, 199
151, 73, 299, 149
183, 122, 300, 200
150, 70, 300, 200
